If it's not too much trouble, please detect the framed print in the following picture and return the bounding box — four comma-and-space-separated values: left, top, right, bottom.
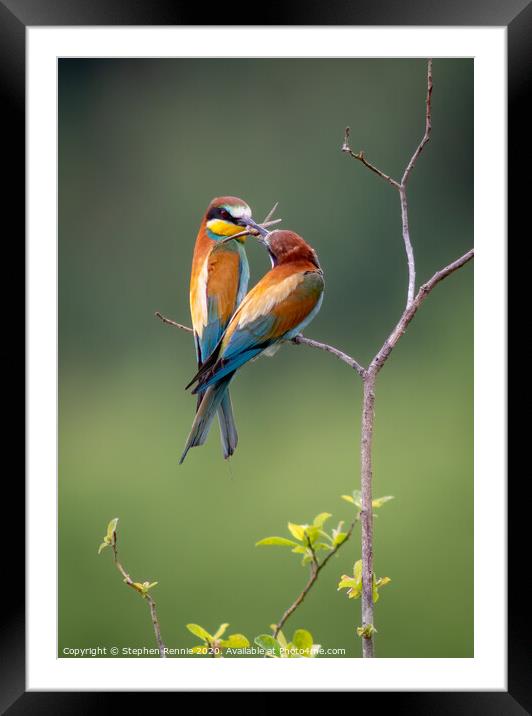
9, 0, 524, 709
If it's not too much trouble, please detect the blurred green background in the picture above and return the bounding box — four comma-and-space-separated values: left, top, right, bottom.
59, 59, 473, 658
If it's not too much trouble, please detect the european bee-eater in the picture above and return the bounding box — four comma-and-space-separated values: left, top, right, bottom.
187, 196, 265, 461
180, 229, 324, 463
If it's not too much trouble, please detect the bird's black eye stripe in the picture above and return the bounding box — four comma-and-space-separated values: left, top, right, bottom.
207, 207, 234, 222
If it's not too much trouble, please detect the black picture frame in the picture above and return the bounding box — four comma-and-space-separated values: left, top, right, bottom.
9, 0, 522, 710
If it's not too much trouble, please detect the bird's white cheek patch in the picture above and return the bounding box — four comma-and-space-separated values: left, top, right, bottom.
224, 204, 251, 220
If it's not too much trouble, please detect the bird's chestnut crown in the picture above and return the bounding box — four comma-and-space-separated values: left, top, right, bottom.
205, 196, 252, 240
259, 230, 321, 269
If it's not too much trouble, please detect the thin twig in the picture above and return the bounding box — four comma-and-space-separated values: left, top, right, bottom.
154, 312, 193, 333
111, 539, 167, 659
272, 518, 358, 639
223, 217, 282, 243
262, 201, 279, 224
342, 128, 400, 190
290, 334, 366, 377
401, 59, 433, 187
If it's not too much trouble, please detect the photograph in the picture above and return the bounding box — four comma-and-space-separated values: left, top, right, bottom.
58, 57, 474, 661
9, 3, 519, 703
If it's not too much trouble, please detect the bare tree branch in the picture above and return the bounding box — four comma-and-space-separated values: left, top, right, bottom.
272, 518, 358, 639
342, 128, 400, 190
288, 335, 366, 377
342, 59, 473, 657
399, 187, 416, 308
398, 58, 433, 308
401, 59, 433, 187
155, 311, 193, 333
262, 201, 279, 224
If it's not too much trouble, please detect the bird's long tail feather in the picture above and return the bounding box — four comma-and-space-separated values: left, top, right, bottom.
179, 376, 234, 464
217, 389, 238, 460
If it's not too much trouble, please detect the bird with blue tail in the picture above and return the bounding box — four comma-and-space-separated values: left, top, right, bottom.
180, 228, 324, 464
186, 196, 269, 461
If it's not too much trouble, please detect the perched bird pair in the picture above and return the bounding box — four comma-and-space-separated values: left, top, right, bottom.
180, 196, 324, 464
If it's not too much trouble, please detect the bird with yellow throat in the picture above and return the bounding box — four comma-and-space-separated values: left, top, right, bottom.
187, 196, 265, 461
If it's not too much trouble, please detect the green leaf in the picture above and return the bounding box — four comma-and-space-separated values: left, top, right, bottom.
338, 575, 357, 590
287, 522, 306, 542
372, 574, 379, 603
254, 634, 281, 658
186, 624, 213, 642
314, 542, 332, 551
333, 532, 347, 546
256, 536, 299, 548
98, 517, 119, 554
357, 624, 377, 639
220, 634, 249, 649
372, 495, 394, 509
372, 574, 391, 603
292, 629, 313, 654
313, 512, 332, 529
338, 560, 363, 599
304, 525, 321, 545
106, 517, 119, 542
213, 623, 230, 640
130, 581, 158, 598
342, 492, 362, 508
291, 545, 307, 554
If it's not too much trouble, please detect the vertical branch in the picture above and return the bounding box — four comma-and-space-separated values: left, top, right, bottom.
146, 595, 167, 659
401, 59, 433, 187
399, 187, 416, 308
343, 59, 435, 656
400, 59, 433, 309
360, 373, 376, 657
